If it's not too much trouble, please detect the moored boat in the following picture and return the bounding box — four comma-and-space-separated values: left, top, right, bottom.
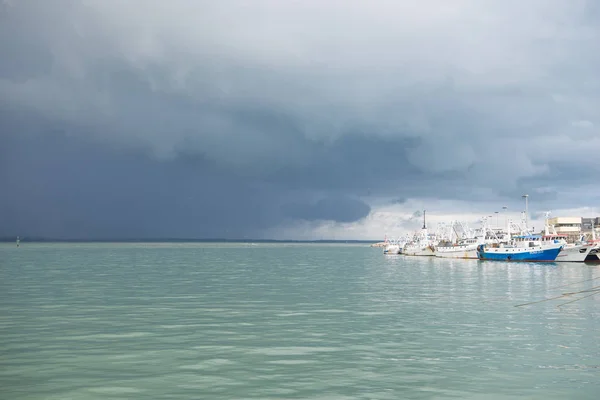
585, 246, 600, 262
403, 210, 435, 256
383, 242, 401, 255
434, 219, 492, 259
552, 232, 598, 262
476, 234, 563, 262
404, 244, 435, 256
582, 223, 600, 262
556, 242, 598, 262
435, 237, 483, 259
382, 235, 410, 255
542, 212, 599, 263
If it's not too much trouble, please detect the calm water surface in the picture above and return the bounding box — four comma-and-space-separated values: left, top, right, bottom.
1, 243, 599, 399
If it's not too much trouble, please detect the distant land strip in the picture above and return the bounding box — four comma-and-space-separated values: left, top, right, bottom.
1, 237, 379, 244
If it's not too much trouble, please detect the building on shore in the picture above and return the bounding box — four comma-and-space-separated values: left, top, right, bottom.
547, 216, 600, 241
582, 217, 600, 232
548, 217, 582, 234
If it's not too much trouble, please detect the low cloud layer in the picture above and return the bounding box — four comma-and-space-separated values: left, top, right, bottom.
1, 0, 599, 238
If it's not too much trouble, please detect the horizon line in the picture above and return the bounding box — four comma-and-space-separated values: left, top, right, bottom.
2, 237, 382, 243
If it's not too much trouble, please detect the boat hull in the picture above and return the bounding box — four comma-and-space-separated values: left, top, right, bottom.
476, 244, 562, 262
404, 246, 435, 257
435, 245, 478, 259
555, 244, 596, 262
585, 247, 600, 262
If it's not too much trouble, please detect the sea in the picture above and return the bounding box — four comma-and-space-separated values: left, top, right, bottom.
1, 242, 599, 399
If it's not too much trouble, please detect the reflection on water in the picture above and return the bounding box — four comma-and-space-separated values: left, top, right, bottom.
1, 243, 599, 399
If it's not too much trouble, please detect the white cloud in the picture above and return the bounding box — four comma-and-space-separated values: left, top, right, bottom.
274, 201, 600, 240
571, 120, 594, 128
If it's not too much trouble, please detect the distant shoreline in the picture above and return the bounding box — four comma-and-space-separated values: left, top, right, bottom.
1, 238, 380, 244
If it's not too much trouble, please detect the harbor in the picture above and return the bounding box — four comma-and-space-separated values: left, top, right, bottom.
380, 195, 600, 263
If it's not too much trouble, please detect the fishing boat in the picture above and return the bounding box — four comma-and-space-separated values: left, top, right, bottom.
581, 221, 600, 262
383, 238, 401, 255
436, 237, 484, 259
403, 210, 435, 256
385, 237, 412, 255
396, 235, 411, 255
477, 194, 564, 262
557, 241, 599, 262
383, 244, 400, 255
434, 220, 488, 259
541, 212, 599, 263
586, 246, 600, 262
476, 234, 563, 262
550, 232, 598, 263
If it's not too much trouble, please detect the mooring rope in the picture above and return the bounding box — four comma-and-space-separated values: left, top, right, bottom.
556, 290, 600, 308
484, 275, 600, 304
546, 276, 600, 291
514, 285, 600, 308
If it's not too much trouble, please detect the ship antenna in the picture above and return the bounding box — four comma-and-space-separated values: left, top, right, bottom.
423, 210, 427, 229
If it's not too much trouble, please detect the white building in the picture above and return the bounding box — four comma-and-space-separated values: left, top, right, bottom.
547, 217, 582, 235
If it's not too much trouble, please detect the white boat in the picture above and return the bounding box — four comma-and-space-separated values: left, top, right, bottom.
543, 212, 600, 263
382, 235, 408, 255
582, 221, 600, 262
383, 242, 401, 255
572, 231, 600, 263
404, 243, 435, 256
403, 210, 435, 256
435, 237, 483, 259
586, 245, 600, 262
556, 242, 598, 262
434, 220, 489, 259
396, 236, 411, 254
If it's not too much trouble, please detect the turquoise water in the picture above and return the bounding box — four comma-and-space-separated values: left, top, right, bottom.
1, 243, 599, 399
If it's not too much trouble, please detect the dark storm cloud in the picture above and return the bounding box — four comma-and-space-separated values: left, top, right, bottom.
1, 0, 599, 238
390, 198, 407, 205
0, 122, 307, 239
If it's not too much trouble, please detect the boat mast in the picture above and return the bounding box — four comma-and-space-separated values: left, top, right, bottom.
421, 209, 429, 246
484, 216, 501, 244
543, 211, 551, 236
522, 194, 529, 232
452, 221, 461, 242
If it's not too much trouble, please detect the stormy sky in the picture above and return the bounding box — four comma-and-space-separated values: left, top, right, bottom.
1, 0, 599, 239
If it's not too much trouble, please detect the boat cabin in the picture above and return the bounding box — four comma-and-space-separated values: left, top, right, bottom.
542, 234, 568, 244
512, 234, 545, 248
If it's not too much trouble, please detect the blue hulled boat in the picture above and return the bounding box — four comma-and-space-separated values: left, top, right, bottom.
476, 234, 563, 262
